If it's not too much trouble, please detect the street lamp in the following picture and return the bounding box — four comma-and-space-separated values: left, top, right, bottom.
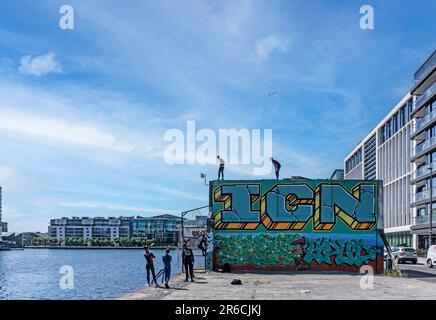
200, 173, 207, 186
430, 165, 433, 248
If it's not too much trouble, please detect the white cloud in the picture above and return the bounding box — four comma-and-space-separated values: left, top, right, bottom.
59, 201, 177, 215
18, 52, 62, 77
0, 109, 134, 152
255, 35, 290, 59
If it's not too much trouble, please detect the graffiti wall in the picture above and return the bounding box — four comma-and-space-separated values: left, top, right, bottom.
210, 179, 384, 273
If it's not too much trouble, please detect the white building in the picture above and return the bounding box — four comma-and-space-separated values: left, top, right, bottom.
344, 50, 436, 250
345, 93, 415, 248
49, 216, 131, 242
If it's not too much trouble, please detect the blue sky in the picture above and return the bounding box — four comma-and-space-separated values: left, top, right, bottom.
0, 0, 435, 232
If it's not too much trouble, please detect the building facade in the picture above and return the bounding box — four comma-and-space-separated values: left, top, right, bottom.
131, 214, 182, 246
344, 94, 415, 248
49, 214, 183, 246
49, 216, 131, 241
330, 169, 344, 180
410, 50, 436, 249
344, 50, 436, 249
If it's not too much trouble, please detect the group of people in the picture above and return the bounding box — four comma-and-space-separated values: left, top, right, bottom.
217, 155, 282, 180
143, 240, 197, 289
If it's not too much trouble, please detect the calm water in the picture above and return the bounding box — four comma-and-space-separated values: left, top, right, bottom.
0, 248, 186, 300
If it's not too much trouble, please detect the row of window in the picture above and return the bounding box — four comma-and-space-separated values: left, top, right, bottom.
379, 99, 413, 145
345, 148, 362, 174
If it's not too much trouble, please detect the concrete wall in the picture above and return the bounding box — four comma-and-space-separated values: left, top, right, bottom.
210, 179, 384, 273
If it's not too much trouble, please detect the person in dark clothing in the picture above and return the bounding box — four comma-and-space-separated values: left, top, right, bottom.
162, 249, 172, 289
182, 243, 195, 282
144, 246, 158, 287
217, 155, 225, 180
270, 157, 281, 180
198, 233, 207, 256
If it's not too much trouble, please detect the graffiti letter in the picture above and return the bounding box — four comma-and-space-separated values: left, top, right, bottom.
314, 184, 376, 231
262, 184, 314, 230
214, 184, 260, 230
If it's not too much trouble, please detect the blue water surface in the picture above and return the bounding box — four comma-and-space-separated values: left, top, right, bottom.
0, 248, 184, 300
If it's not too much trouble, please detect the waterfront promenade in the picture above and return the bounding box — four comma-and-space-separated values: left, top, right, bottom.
117, 269, 436, 300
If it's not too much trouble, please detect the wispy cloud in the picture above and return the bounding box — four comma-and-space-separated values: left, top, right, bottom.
255, 35, 290, 59
0, 109, 133, 152
18, 52, 62, 77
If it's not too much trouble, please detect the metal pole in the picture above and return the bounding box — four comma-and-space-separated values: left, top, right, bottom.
430, 166, 433, 248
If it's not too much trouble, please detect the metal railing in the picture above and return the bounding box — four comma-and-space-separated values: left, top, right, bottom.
413, 136, 436, 156
413, 161, 436, 180
414, 81, 436, 113
414, 50, 436, 85
415, 213, 436, 225
415, 188, 436, 202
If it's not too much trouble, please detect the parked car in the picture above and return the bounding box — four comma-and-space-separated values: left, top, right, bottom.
391, 247, 418, 264
426, 245, 436, 268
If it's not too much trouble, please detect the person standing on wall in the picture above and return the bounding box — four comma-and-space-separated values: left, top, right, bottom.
271, 157, 281, 180
182, 242, 195, 282
144, 245, 159, 287
162, 248, 172, 289
217, 155, 225, 180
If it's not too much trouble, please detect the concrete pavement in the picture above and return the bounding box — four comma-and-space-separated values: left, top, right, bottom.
117, 269, 436, 300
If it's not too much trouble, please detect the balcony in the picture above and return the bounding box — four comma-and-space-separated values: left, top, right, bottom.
415, 188, 436, 202
414, 51, 436, 85
412, 161, 436, 181
415, 213, 436, 225
414, 81, 436, 113
413, 107, 436, 136
412, 136, 436, 158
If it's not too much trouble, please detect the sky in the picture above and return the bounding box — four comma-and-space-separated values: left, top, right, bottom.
0, 0, 435, 233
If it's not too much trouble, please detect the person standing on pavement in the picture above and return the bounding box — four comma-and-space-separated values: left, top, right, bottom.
144, 245, 158, 287
182, 242, 195, 282
162, 248, 172, 289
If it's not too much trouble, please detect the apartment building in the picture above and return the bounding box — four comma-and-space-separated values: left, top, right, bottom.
409, 50, 436, 249
344, 50, 436, 250
345, 94, 415, 248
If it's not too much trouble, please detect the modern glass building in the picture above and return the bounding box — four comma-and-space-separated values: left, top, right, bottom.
49, 214, 182, 246
131, 214, 182, 246
49, 216, 132, 241
329, 169, 344, 180
344, 94, 415, 248
410, 50, 436, 249
344, 49, 436, 249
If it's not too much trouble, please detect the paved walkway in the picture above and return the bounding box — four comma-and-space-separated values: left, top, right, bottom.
117, 269, 436, 300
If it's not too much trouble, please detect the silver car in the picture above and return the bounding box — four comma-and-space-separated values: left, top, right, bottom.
391, 247, 418, 264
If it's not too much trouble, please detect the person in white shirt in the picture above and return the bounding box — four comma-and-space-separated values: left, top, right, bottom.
217, 155, 225, 180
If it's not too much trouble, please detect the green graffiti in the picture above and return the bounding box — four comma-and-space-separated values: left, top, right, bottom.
215, 233, 301, 267
304, 238, 381, 267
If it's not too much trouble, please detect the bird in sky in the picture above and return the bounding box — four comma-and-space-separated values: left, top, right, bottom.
268, 91, 278, 96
